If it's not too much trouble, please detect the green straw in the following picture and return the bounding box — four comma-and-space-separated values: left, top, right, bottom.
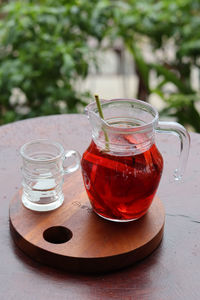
94, 95, 110, 151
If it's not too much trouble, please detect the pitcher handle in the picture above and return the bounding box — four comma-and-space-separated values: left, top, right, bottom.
156, 121, 190, 181
63, 150, 81, 174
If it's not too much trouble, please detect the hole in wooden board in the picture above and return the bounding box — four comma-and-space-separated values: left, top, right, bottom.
43, 226, 73, 244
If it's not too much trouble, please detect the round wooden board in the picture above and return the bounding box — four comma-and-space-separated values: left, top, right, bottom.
9, 170, 165, 274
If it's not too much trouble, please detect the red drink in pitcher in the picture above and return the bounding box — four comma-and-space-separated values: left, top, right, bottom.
81, 138, 163, 221
81, 98, 189, 222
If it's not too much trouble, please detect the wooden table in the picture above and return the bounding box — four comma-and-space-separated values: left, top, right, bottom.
0, 114, 199, 300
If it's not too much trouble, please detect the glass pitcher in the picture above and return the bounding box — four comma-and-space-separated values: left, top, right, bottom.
81, 98, 190, 222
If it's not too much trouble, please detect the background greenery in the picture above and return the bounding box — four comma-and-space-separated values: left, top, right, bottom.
0, 0, 200, 131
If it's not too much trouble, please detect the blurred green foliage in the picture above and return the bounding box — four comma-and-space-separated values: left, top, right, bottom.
1, 0, 200, 131
0, 0, 104, 123
110, 0, 200, 131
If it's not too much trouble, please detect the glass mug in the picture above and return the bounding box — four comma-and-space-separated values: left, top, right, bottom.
81, 98, 190, 222
20, 139, 80, 212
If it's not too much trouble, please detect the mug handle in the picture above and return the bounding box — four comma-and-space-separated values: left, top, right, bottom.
63, 150, 81, 174
156, 121, 190, 181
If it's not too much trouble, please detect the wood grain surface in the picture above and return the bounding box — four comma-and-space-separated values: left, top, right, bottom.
0, 114, 200, 300
9, 170, 165, 273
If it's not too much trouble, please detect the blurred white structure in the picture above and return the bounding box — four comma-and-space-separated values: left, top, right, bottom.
82, 48, 166, 111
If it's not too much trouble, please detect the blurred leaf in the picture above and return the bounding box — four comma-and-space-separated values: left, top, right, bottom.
150, 63, 193, 94
160, 93, 200, 131
127, 41, 150, 91
179, 40, 200, 57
